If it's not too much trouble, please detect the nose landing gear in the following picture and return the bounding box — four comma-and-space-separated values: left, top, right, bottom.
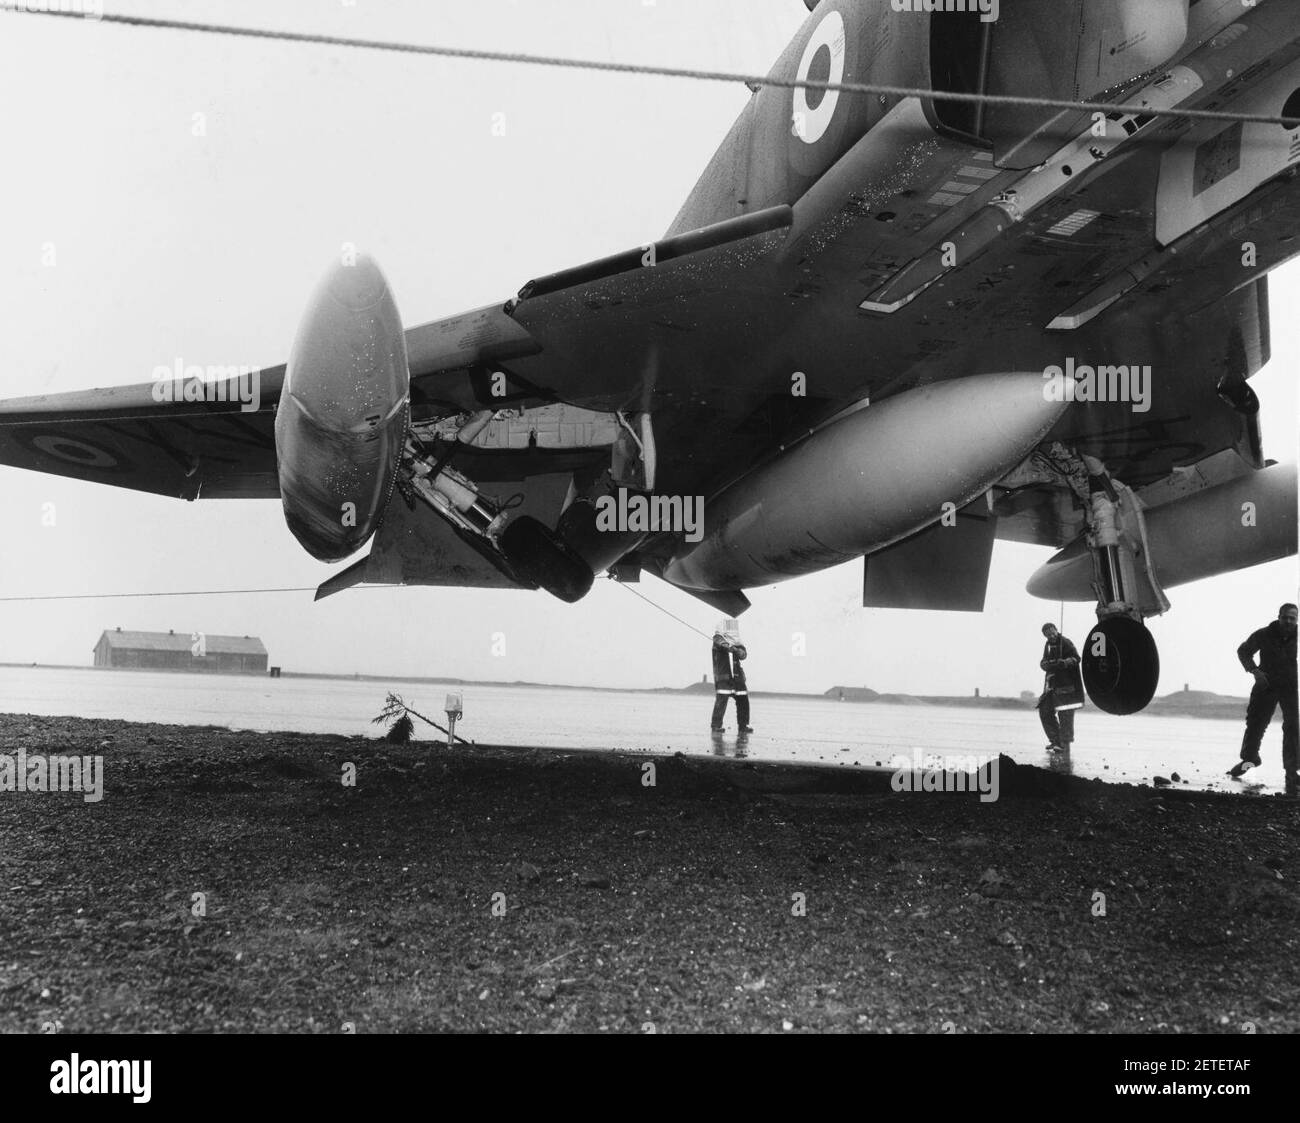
399, 431, 594, 603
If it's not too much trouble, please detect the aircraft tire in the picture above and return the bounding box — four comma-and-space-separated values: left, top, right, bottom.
500, 515, 594, 604
1082, 616, 1160, 715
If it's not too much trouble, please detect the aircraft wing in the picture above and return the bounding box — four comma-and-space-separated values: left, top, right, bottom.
0, 206, 804, 597
3, 65, 1298, 605
0, 206, 794, 504
0, 183, 1285, 588
0, 375, 284, 500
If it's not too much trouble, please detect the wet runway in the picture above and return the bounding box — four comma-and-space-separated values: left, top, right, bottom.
0, 665, 1287, 796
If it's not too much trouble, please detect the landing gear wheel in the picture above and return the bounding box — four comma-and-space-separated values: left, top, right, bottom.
1082, 616, 1160, 715
500, 516, 594, 604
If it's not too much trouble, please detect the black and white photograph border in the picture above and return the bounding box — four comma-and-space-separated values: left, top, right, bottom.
0, 0, 1297, 1062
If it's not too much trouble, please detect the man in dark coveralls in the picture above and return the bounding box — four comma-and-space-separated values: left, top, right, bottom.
710, 623, 752, 733
1037, 622, 1084, 752
1229, 603, 1298, 795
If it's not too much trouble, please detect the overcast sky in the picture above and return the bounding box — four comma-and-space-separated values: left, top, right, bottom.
0, 0, 1295, 699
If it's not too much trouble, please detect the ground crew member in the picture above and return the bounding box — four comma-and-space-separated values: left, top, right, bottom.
710, 624, 752, 733
1228, 603, 1298, 795
1037, 622, 1083, 752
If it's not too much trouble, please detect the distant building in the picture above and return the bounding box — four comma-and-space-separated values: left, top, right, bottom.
93, 628, 268, 674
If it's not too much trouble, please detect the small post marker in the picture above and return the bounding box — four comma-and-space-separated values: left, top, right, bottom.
445, 692, 464, 749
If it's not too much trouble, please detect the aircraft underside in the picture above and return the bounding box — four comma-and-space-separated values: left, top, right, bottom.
2, 0, 1298, 717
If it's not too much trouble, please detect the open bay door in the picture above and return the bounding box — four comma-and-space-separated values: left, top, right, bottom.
929, 0, 1191, 166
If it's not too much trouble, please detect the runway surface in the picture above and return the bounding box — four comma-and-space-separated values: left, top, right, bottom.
0, 665, 1289, 795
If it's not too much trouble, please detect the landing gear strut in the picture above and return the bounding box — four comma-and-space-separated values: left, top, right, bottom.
1078, 455, 1167, 715
399, 431, 593, 603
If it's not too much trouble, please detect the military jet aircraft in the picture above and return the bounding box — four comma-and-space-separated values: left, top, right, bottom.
1, 0, 1297, 716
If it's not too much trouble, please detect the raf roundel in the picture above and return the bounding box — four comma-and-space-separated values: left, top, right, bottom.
28, 434, 121, 470
793, 8, 847, 146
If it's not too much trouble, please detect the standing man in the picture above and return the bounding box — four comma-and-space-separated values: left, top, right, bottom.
730, 633, 752, 735
1229, 603, 1297, 795
1037, 622, 1084, 752
710, 622, 752, 733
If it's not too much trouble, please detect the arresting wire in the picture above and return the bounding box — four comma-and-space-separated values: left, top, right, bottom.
7, 5, 1300, 129
2, 574, 712, 650
607, 575, 713, 641
0, 585, 402, 602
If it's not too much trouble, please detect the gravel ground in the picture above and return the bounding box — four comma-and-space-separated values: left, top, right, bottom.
1, 713, 1297, 1033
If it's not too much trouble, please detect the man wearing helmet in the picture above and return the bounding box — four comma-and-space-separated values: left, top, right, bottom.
710, 621, 752, 733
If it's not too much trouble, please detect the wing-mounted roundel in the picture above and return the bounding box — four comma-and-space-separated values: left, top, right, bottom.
16, 432, 128, 473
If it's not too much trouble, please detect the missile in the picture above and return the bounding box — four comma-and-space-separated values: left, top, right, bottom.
1027, 461, 1298, 601
275, 255, 411, 562
665, 372, 1070, 591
